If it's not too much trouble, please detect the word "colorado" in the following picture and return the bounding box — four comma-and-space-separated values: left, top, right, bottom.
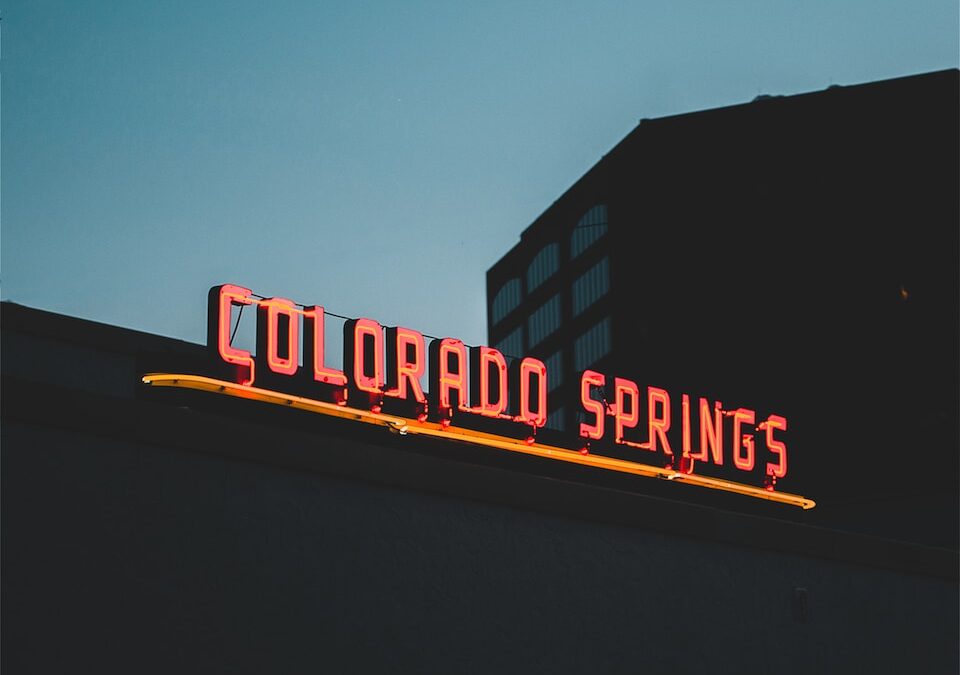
208, 284, 548, 428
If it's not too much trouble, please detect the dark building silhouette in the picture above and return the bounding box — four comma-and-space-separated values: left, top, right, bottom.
486, 69, 959, 547
2, 301, 957, 673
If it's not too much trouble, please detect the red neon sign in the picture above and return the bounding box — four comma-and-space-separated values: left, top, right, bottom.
764, 414, 788, 478
346, 318, 385, 395
470, 346, 508, 417
303, 306, 348, 386
385, 326, 427, 403
579, 370, 606, 440
695, 398, 724, 465
207, 284, 256, 386
206, 283, 792, 486
647, 386, 672, 456
681, 394, 692, 461
261, 297, 299, 376
431, 338, 470, 414
732, 408, 756, 471
613, 377, 639, 444
575, 371, 788, 480
207, 284, 554, 434
515, 357, 547, 427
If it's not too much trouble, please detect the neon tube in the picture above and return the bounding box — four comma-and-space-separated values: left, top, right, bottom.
141, 372, 816, 510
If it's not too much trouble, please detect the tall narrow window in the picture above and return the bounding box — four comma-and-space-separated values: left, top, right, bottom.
528, 294, 561, 348
527, 243, 559, 293
572, 257, 610, 316
544, 350, 563, 392
546, 406, 566, 431
491, 278, 521, 325
571, 205, 608, 259
574, 317, 611, 371
494, 326, 524, 359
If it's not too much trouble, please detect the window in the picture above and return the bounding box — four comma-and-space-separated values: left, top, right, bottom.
528, 294, 561, 348
491, 278, 521, 325
544, 350, 563, 392
571, 205, 608, 259
574, 317, 611, 371
546, 406, 565, 431
494, 326, 524, 359
526, 243, 559, 293
572, 257, 609, 316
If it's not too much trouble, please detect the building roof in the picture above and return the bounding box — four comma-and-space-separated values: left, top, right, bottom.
3, 300, 956, 578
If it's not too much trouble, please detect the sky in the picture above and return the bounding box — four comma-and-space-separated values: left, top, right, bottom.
3, 0, 958, 359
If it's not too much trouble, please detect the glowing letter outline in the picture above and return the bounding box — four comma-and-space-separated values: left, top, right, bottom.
208, 284, 256, 386
579, 370, 606, 440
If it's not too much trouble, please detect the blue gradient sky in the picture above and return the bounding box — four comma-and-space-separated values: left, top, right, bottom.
3, 0, 958, 356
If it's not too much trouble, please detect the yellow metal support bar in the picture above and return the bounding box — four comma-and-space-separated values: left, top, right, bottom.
142, 372, 816, 510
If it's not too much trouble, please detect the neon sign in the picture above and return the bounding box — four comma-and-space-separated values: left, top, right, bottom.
206, 283, 548, 430
577, 370, 789, 481
141, 283, 813, 509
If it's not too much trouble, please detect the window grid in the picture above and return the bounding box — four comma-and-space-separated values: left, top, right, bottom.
526, 243, 560, 293
528, 294, 561, 348
572, 257, 610, 317
571, 205, 608, 259
574, 317, 611, 372
491, 278, 522, 325
544, 350, 563, 392
494, 326, 524, 359
546, 405, 566, 432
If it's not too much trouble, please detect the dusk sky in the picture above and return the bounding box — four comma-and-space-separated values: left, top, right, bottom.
3, 0, 957, 361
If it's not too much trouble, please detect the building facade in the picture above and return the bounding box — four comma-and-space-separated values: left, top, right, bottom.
2, 301, 958, 673
486, 69, 959, 546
